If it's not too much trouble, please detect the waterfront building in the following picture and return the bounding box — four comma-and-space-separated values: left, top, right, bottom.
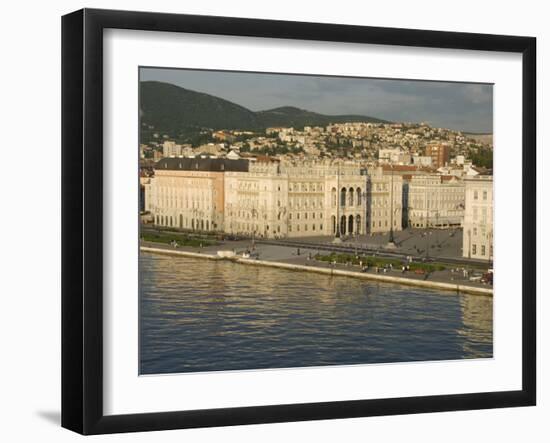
367, 167, 403, 233
145, 157, 403, 238
144, 157, 248, 231
225, 161, 369, 238
407, 175, 465, 228
224, 161, 288, 238
462, 175, 494, 260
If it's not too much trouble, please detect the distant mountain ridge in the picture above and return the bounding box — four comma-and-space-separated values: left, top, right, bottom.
140, 81, 389, 136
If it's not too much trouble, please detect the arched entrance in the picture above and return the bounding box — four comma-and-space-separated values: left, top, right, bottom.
348, 215, 354, 234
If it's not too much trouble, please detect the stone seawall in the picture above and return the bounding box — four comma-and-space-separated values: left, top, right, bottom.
140, 246, 493, 297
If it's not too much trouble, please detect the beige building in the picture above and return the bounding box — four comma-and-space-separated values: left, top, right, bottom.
462, 176, 493, 260
224, 161, 369, 238
145, 158, 403, 239
407, 175, 465, 228
144, 157, 248, 231
366, 167, 403, 233
224, 162, 288, 238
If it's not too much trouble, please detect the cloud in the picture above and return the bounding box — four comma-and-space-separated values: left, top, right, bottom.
140, 68, 493, 132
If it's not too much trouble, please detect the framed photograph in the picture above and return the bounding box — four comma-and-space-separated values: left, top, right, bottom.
62, 8, 536, 435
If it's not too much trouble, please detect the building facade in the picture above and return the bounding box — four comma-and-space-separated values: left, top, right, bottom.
224, 162, 370, 238
462, 175, 493, 260
407, 175, 465, 228
144, 158, 403, 239
425, 144, 450, 168
144, 157, 248, 232
366, 167, 404, 233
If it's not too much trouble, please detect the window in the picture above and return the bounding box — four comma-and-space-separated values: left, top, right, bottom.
474, 190, 478, 200
472, 244, 477, 255
481, 245, 486, 256
483, 190, 487, 200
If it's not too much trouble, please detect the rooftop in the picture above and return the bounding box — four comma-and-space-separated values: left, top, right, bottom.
155, 157, 249, 172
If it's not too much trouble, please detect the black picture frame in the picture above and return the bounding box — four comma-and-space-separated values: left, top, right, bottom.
61, 8, 536, 435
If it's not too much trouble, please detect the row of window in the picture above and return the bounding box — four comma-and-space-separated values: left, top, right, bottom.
289, 183, 324, 192
289, 199, 324, 209
289, 212, 324, 220
154, 215, 214, 231
288, 224, 323, 233
473, 190, 489, 201
471, 244, 493, 256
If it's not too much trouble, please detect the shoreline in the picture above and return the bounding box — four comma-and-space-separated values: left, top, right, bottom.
140, 246, 493, 296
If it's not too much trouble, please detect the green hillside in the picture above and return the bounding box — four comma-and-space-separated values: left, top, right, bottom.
140, 81, 389, 142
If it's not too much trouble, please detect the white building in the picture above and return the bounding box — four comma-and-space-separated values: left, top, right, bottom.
407, 175, 465, 228
162, 140, 183, 158
412, 155, 433, 167
145, 158, 403, 239
378, 148, 411, 165
366, 167, 403, 233
462, 176, 493, 260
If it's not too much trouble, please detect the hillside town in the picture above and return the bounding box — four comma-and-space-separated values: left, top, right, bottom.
140, 121, 493, 261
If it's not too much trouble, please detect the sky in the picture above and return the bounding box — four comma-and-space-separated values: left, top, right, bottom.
140, 67, 493, 133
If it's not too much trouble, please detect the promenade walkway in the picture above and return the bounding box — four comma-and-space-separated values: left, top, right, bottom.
140, 238, 493, 296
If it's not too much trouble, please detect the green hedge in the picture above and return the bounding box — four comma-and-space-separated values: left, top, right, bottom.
141, 232, 216, 248
315, 252, 445, 273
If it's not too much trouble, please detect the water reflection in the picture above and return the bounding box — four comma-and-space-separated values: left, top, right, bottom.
139, 253, 493, 375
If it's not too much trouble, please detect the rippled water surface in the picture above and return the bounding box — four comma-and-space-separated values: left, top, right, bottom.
139, 253, 492, 374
